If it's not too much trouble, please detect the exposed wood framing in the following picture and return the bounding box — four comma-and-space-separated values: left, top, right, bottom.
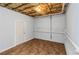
0, 3, 65, 17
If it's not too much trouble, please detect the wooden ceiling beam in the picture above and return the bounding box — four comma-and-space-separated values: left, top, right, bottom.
14, 3, 38, 12
0, 3, 65, 17
20, 5, 35, 12
0, 3, 11, 7
16, 4, 30, 11
13, 3, 28, 10
4, 3, 11, 7
27, 11, 36, 14
22, 10, 36, 15
28, 12, 41, 16
6, 3, 24, 9
20, 3, 39, 11
21, 7, 35, 13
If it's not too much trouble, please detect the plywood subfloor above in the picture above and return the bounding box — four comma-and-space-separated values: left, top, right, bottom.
0, 39, 66, 55
0, 3, 65, 17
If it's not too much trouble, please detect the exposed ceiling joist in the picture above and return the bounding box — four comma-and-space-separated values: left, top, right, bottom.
6, 3, 24, 9
0, 3, 66, 17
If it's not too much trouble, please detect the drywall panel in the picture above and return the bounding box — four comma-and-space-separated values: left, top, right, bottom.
52, 14, 66, 33
51, 14, 66, 43
0, 6, 33, 52
66, 3, 79, 46
34, 15, 66, 43
34, 16, 50, 32
34, 32, 50, 40
65, 3, 79, 55
65, 3, 79, 54
24, 21, 33, 40
34, 16, 50, 41
65, 36, 79, 55
52, 33, 65, 43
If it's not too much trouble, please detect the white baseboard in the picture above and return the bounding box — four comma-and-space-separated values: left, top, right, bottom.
0, 45, 16, 53
64, 32, 79, 54
16, 37, 33, 46
0, 37, 33, 53
65, 32, 79, 49
35, 38, 64, 44
0, 37, 65, 53
34, 32, 65, 44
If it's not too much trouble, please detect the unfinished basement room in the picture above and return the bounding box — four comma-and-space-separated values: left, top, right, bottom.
0, 3, 79, 55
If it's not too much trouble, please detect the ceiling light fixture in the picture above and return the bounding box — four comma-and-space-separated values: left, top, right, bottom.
34, 4, 50, 15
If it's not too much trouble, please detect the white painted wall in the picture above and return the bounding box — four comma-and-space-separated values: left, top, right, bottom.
34, 16, 50, 32
52, 14, 66, 33
65, 36, 79, 55
34, 14, 66, 43
0, 6, 33, 52
65, 3, 79, 54
0, 6, 66, 53
34, 16, 50, 40
2, 3, 79, 55
52, 15, 66, 43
